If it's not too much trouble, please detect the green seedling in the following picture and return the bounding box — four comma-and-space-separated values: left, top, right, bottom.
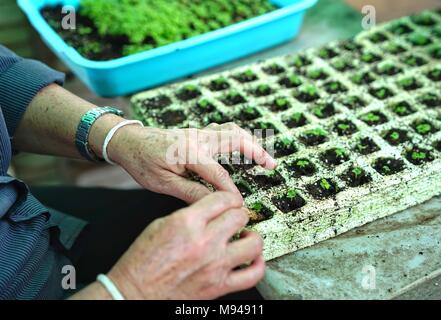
398, 78, 414, 87
318, 48, 328, 58
286, 189, 298, 199
243, 106, 256, 114
328, 82, 340, 91
75, 0, 275, 58
386, 43, 405, 54
393, 103, 412, 116
182, 84, 197, 92
404, 56, 419, 66
342, 96, 363, 107
296, 159, 310, 168
306, 128, 327, 137
211, 112, 224, 123
251, 202, 263, 213
337, 123, 350, 130
332, 59, 347, 70
290, 112, 303, 122
197, 99, 210, 109
292, 56, 308, 67
214, 77, 227, 85
356, 143, 368, 151
369, 32, 387, 42
335, 148, 347, 157
280, 137, 293, 146
361, 52, 377, 62
408, 33, 431, 46
318, 48, 335, 59
419, 93, 439, 105
266, 170, 277, 177
79, 41, 101, 55
312, 105, 325, 118
428, 69, 441, 79
433, 25, 441, 37
341, 40, 360, 51
78, 26, 93, 35
362, 112, 381, 123
265, 63, 284, 74
320, 179, 332, 190
257, 84, 270, 92
372, 88, 389, 99
303, 85, 318, 96
394, 106, 407, 114
411, 151, 426, 160
244, 69, 255, 77
398, 78, 420, 90
389, 22, 413, 35
287, 74, 302, 86
382, 165, 391, 174
378, 63, 396, 73
416, 123, 432, 134
351, 74, 363, 83
227, 91, 240, 98
352, 167, 363, 177
308, 69, 325, 79
390, 131, 400, 140
275, 98, 288, 107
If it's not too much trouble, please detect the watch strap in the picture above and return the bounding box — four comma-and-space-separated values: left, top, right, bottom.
75, 106, 124, 162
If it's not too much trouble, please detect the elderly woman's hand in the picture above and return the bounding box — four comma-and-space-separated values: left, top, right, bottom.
107, 122, 277, 203
106, 192, 265, 300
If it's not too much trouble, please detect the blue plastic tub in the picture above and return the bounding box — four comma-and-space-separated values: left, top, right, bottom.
18, 0, 317, 97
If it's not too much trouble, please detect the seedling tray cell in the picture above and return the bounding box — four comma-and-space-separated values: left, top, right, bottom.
132, 10, 441, 261
18, 0, 317, 97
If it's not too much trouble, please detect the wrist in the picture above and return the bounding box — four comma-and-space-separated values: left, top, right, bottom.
107, 267, 145, 300
105, 123, 146, 165
88, 113, 126, 160
69, 281, 113, 300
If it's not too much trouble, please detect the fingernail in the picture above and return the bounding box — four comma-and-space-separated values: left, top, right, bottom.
267, 156, 277, 168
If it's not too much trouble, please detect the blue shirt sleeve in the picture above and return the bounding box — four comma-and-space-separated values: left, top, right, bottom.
0, 45, 69, 300
0, 45, 65, 137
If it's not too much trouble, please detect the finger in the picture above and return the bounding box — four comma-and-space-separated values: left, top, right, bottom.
225, 255, 266, 292
216, 131, 277, 170
164, 173, 212, 204
207, 122, 251, 139
207, 208, 249, 241
241, 137, 277, 170
186, 191, 243, 222
226, 231, 263, 268
186, 157, 240, 195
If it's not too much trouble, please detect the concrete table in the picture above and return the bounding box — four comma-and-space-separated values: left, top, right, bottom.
258, 197, 441, 300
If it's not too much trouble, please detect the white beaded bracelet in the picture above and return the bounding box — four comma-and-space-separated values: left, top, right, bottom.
96, 274, 125, 300
102, 120, 144, 165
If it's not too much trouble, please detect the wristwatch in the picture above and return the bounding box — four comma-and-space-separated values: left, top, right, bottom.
75, 106, 124, 162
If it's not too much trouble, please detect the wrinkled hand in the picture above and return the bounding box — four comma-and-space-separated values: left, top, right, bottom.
108, 192, 265, 300
109, 123, 276, 203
